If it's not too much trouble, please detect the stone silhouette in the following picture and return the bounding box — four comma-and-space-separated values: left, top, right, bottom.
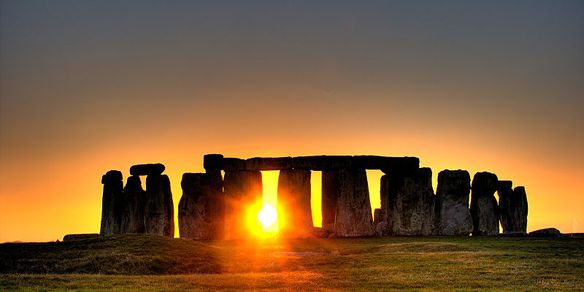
144, 173, 174, 237
321, 170, 340, 233
435, 170, 473, 236
100, 170, 123, 236
130, 163, 165, 176
101, 154, 529, 240
277, 169, 312, 237
223, 170, 263, 240
499, 182, 528, 234
334, 168, 374, 237
382, 168, 434, 236
470, 172, 499, 236
179, 173, 214, 240
119, 175, 145, 234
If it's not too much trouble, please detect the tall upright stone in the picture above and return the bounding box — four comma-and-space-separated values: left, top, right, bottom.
179, 173, 215, 240
470, 172, 499, 236
100, 170, 123, 236
435, 170, 473, 236
278, 169, 312, 237
203, 154, 225, 240
223, 170, 262, 240
383, 168, 434, 236
119, 175, 145, 234
321, 170, 339, 233
499, 182, 528, 234
334, 168, 374, 237
144, 174, 174, 237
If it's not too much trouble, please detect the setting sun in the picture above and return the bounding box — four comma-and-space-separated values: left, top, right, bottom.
257, 204, 277, 230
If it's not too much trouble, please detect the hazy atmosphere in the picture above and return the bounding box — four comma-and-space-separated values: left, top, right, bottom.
1, 0, 583, 242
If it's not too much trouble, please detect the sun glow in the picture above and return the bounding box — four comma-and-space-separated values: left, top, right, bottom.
258, 204, 278, 229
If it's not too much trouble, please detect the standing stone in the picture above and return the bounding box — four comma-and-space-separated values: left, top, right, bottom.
119, 175, 145, 234
321, 170, 339, 233
204, 154, 225, 240
435, 170, 473, 236
179, 173, 215, 240
513, 186, 528, 232
383, 168, 435, 236
470, 172, 499, 236
144, 174, 174, 237
100, 170, 123, 236
278, 169, 312, 237
334, 168, 374, 237
497, 181, 514, 234
223, 170, 263, 240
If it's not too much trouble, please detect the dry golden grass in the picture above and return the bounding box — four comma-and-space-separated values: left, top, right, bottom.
1, 235, 583, 290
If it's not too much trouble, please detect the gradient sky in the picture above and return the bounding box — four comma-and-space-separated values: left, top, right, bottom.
1, 0, 583, 242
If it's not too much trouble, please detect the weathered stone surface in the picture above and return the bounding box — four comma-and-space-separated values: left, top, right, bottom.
223, 170, 263, 240
144, 174, 174, 237
383, 168, 435, 236
63, 233, 99, 241
321, 170, 340, 233
435, 170, 473, 236
278, 169, 312, 237
373, 208, 382, 225
130, 163, 165, 176
310, 227, 330, 238
179, 173, 215, 240
334, 168, 374, 237
529, 228, 561, 237
100, 170, 123, 236
203, 154, 224, 170
470, 172, 499, 236
119, 175, 145, 234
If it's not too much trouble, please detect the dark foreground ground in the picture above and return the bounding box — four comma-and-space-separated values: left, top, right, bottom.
1, 234, 583, 290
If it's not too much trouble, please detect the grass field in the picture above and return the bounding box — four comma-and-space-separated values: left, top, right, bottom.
1, 234, 583, 290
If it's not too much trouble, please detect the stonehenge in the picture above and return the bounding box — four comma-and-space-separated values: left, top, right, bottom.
100, 154, 529, 239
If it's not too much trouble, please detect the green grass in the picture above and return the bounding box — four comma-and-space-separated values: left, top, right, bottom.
1, 235, 583, 290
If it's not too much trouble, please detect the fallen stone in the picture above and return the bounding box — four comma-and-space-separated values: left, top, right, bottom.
223, 170, 263, 240
470, 172, 499, 236
119, 175, 146, 234
498, 231, 526, 237
130, 163, 165, 176
383, 168, 435, 236
529, 228, 561, 237
100, 170, 123, 236
144, 174, 174, 237
278, 169, 313, 238
179, 173, 215, 240
63, 233, 99, 241
334, 168, 374, 237
434, 170, 473, 236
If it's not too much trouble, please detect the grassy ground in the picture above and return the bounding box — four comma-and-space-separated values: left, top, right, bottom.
1, 235, 583, 290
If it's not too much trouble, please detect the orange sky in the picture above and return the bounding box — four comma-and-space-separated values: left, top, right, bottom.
1, 1, 583, 242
